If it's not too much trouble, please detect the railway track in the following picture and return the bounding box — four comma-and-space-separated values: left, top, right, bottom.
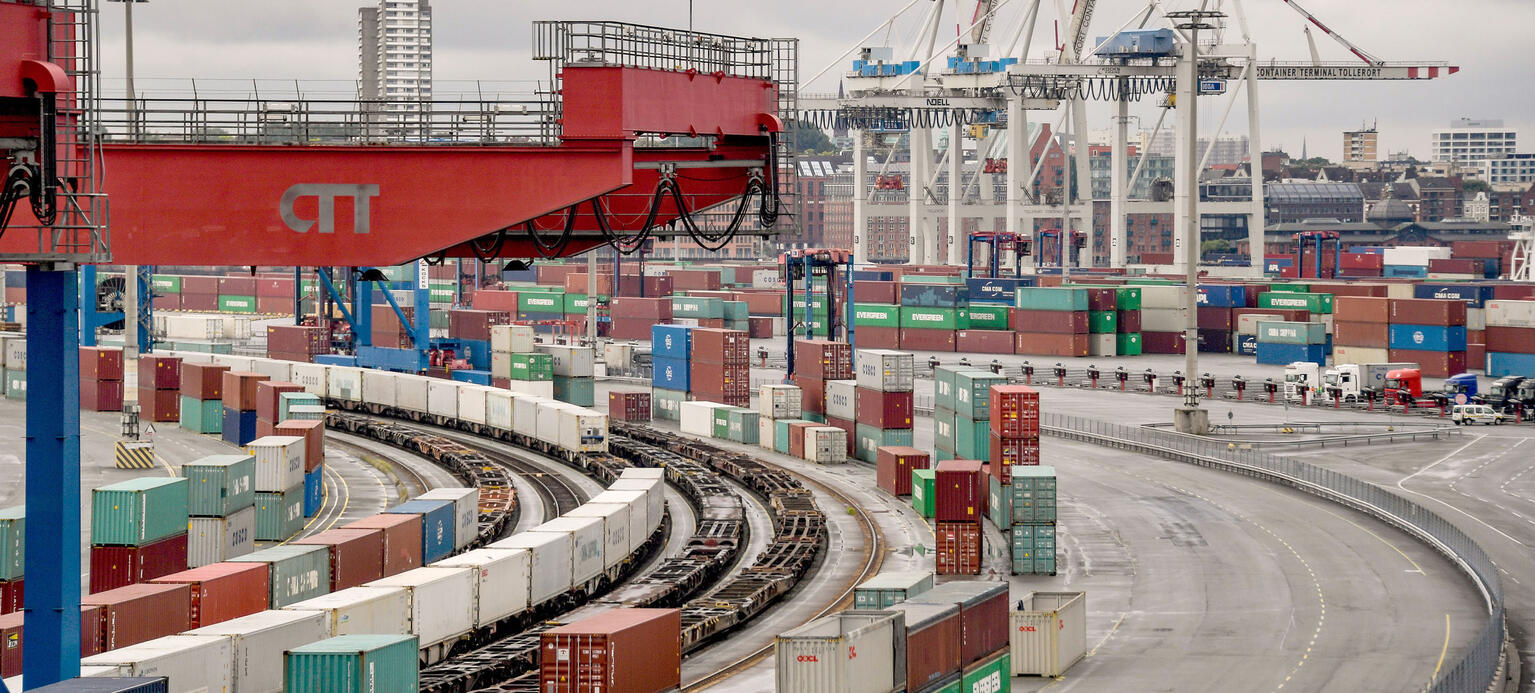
417, 425, 587, 517
325, 433, 432, 503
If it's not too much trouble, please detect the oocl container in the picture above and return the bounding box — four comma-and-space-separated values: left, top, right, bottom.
283, 633, 419, 693
80, 634, 232, 693
486, 531, 571, 607
149, 561, 269, 628
415, 487, 481, 551
1009, 591, 1086, 677
91, 477, 189, 547
531, 515, 604, 586
433, 548, 531, 627
228, 544, 330, 608
81, 582, 193, 651
187, 609, 329, 693
385, 499, 456, 563
292, 528, 386, 591
853, 570, 935, 610
775, 611, 901, 693
365, 566, 475, 656
909, 580, 1011, 667
886, 601, 962, 692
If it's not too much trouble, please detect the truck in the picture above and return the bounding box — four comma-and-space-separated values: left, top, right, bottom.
1321, 362, 1417, 403
1283, 362, 1321, 403
1477, 376, 1526, 413
1385, 369, 1479, 409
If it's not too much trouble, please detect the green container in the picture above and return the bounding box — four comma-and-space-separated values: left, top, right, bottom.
962, 651, 1011, 693
673, 296, 725, 319
965, 305, 1009, 330
774, 419, 811, 455
1269, 283, 1311, 293
853, 571, 935, 610
722, 301, 749, 321
726, 408, 760, 445
1258, 291, 1334, 314
1114, 287, 1142, 310
285, 634, 419, 693
4, 369, 24, 400
912, 469, 937, 518
1010, 524, 1057, 575
954, 417, 990, 460
563, 293, 591, 314
1089, 310, 1117, 334
784, 295, 831, 317
933, 407, 957, 457
253, 485, 305, 542
954, 371, 1008, 421
172, 341, 234, 354
1257, 320, 1327, 345
1115, 333, 1143, 356
518, 292, 564, 313
552, 375, 595, 406
712, 408, 731, 439
651, 387, 687, 422
218, 295, 257, 313
800, 411, 827, 424
1011, 465, 1058, 524
279, 392, 322, 421
900, 306, 967, 330
429, 312, 450, 330
231, 543, 330, 608
180, 396, 223, 433
853, 303, 900, 328
91, 477, 188, 546
854, 423, 915, 463
0, 506, 22, 580
988, 476, 1012, 531
182, 454, 257, 517
1014, 287, 1088, 312
507, 353, 554, 381
151, 274, 182, 294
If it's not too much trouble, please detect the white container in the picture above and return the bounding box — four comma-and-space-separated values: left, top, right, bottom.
487, 531, 572, 606
1010, 591, 1087, 677
1382, 246, 1451, 266
1088, 333, 1116, 356
759, 384, 804, 419
825, 380, 857, 420
395, 373, 430, 414
805, 427, 847, 464
602, 342, 635, 368
211, 355, 254, 372
492, 324, 536, 353
248, 435, 305, 493
618, 467, 666, 481
530, 516, 604, 586
187, 609, 328, 693
366, 566, 477, 652
1333, 346, 1390, 366
434, 548, 533, 628
564, 502, 632, 566
558, 406, 609, 453
284, 586, 410, 637
491, 351, 513, 379
3, 338, 26, 371
248, 358, 292, 384
458, 385, 489, 426
1139, 285, 1190, 310
326, 366, 363, 402
855, 349, 915, 392
417, 487, 481, 550
1386, 283, 1416, 299
508, 379, 555, 399
535, 344, 596, 377
535, 400, 575, 446
221, 316, 254, 340
775, 612, 899, 693
605, 479, 664, 537
162, 315, 224, 341
512, 395, 550, 437
289, 363, 329, 397
1487, 300, 1535, 328
427, 378, 459, 420
759, 416, 777, 450
1236, 312, 1285, 336
1139, 308, 1184, 332
82, 634, 233, 693
588, 490, 650, 548
1468, 308, 1486, 331
187, 505, 256, 567
680, 401, 729, 437
752, 268, 783, 289
361, 369, 398, 409
486, 390, 514, 432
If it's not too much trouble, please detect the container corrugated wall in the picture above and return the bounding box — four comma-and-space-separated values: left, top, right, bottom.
91, 477, 189, 546
1009, 591, 1087, 677
774, 612, 899, 693
182, 454, 256, 517
284, 633, 419, 693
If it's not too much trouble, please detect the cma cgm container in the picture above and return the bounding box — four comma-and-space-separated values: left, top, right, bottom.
284, 586, 411, 638
181, 454, 256, 517
854, 570, 935, 610
150, 561, 270, 628
775, 611, 902, 693
539, 608, 682, 693
92, 477, 189, 547
293, 529, 387, 592
386, 499, 456, 563
187, 609, 330, 693
284, 633, 419, 693
228, 544, 331, 608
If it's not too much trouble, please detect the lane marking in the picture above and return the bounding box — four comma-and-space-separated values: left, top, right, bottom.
1306, 503, 1423, 574
319, 464, 351, 533
1398, 439, 1531, 550
1430, 612, 1450, 687
278, 467, 331, 547
1398, 436, 1486, 486
1087, 612, 1126, 657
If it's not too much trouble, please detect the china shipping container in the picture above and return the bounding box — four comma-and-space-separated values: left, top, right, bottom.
884, 601, 963, 692
284, 585, 411, 637
935, 460, 985, 523
283, 633, 419, 693
80, 634, 233, 693
935, 521, 983, 575
539, 608, 682, 693
1009, 592, 1087, 677
909, 580, 1011, 667
81, 582, 193, 651
150, 561, 269, 628
853, 570, 935, 610
228, 544, 331, 608
293, 529, 387, 591
775, 611, 902, 693
88, 532, 189, 593
876, 446, 930, 496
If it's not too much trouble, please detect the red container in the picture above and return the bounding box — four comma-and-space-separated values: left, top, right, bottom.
689, 362, 750, 406
218, 276, 257, 295
1469, 343, 1486, 368
747, 316, 774, 338
181, 275, 218, 295
608, 318, 654, 341
79, 346, 124, 381
876, 446, 930, 496
1140, 331, 1188, 354
563, 272, 614, 296
1341, 252, 1386, 270
792, 375, 825, 414
899, 328, 957, 352
1492, 285, 1535, 300
1388, 349, 1468, 378
737, 291, 782, 316
181, 362, 229, 400
149, 562, 270, 628
825, 416, 858, 456
1428, 258, 1484, 274
1082, 288, 1116, 311
79, 603, 102, 656
180, 293, 218, 311
82, 582, 192, 651
138, 355, 183, 390
788, 422, 818, 459
255, 296, 290, 315
294, 528, 386, 591
857, 326, 900, 347
1116, 310, 1141, 333
1009, 309, 1087, 334
221, 371, 269, 411
1308, 282, 1388, 298
915, 582, 1010, 666
668, 269, 722, 291
935, 521, 983, 575
267, 325, 329, 355
81, 378, 124, 412
793, 339, 852, 379
1335, 296, 1390, 324
88, 532, 189, 594
1013, 332, 1089, 357
1389, 298, 1466, 327
540, 608, 682, 693
935, 459, 985, 523
473, 290, 520, 312
989, 385, 1040, 438
1452, 240, 1507, 259
0, 612, 20, 678
610, 297, 673, 321
341, 514, 422, 577
955, 330, 1016, 355
853, 280, 899, 304
888, 602, 963, 692
536, 264, 580, 285
0, 579, 20, 615
256, 276, 295, 298
990, 433, 1041, 469
1469, 329, 1485, 345
690, 328, 750, 364
255, 381, 304, 423
137, 387, 181, 422
1196, 306, 1234, 330
855, 387, 913, 429
1334, 322, 1389, 348
608, 391, 652, 422
1484, 327, 1535, 355
449, 309, 511, 341
1140, 252, 1175, 265
275, 419, 326, 472
642, 276, 675, 297
152, 293, 182, 311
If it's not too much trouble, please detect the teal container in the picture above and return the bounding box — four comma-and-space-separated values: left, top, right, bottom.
902, 274, 964, 285
933, 407, 957, 457
954, 371, 1008, 421
0, 506, 22, 580
672, 296, 725, 319
1257, 320, 1328, 345
988, 476, 1012, 530
507, 353, 554, 381
1010, 465, 1058, 524
722, 300, 749, 321
912, 469, 937, 518
182, 454, 257, 517
1010, 523, 1057, 575
4, 369, 24, 400
774, 419, 811, 455
1014, 287, 1088, 311
853, 570, 935, 610
172, 341, 234, 354
91, 477, 189, 546
854, 423, 915, 463
726, 408, 759, 445
1258, 291, 1334, 314
552, 375, 595, 406
278, 392, 322, 421
800, 411, 827, 424
254, 484, 305, 541
230, 543, 331, 607
954, 417, 990, 460
712, 408, 731, 439
651, 388, 687, 422
285, 634, 419, 693
180, 396, 223, 434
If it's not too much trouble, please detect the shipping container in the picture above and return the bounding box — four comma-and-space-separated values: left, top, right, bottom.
989, 385, 1040, 439
283, 633, 419, 693
0, 507, 21, 581
825, 379, 857, 420
486, 530, 571, 607
1387, 349, 1468, 378
284, 585, 411, 637
432, 548, 531, 627
876, 447, 930, 496
365, 567, 475, 653
805, 426, 849, 464
180, 454, 255, 517
92, 477, 189, 547
415, 488, 480, 551
935, 460, 985, 523
386, 499, 456, 563
1487, 300, 1535, 328
1258, 291, 1333, 314
935, 521, 983, 575
248, 435, 305, 493
1014, 287, 1088, 312
539, 608, 681, 693
564, 501, 633, 567
1013, 332, 1089, 357
531, 515, 604, 586
795, 340, 854, 380
1389, 298, 1467, 326
187, 609, 329, 693
293, 529, 386, 592
964, 305, 1011, 331
80, 634, 232, 693
81, 582, 192, 651
1010, 524, 1058, 575
775, 611, 901, 693
228, 544, 330, 608
651, 324, 693, 360
1010, 466, 1058, 524
912, 469, 937, 519
149, 561, 269, 629
886, 601, 963, 692
758, 384, 804, 419
651, 356, 691, 391
80, 346, 125, 381
854, 571, 935, 610
1255, 341, 1326, 366
1388, 324, 1468, 352
88, 532, 188, 594
855, 349, 915, 392
1257, 321, 1327, 345
1009, 592, 1086, 676
220, 371, 267, 410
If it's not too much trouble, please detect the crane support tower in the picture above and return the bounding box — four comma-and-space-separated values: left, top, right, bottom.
782, 247, 853, 379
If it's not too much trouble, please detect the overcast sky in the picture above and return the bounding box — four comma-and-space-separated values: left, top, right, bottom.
96, 0, 1532, 160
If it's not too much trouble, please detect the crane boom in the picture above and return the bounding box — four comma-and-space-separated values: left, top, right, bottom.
969, 0, 998, 44
1062, 0, 1098, 62
1280, 0, 1381, 65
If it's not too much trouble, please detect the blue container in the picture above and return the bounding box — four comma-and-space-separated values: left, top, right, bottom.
312, 353, 359, 367
853, 270, 894, 281
1383, 264, 1428, 278
652, 356, 690, 391
1413, 283, 1495, 308
501, 266, 538, 282
450, 369, 493, 385
28, 679, 170, 693
1255, 342, 1325, 366
1235, 334, 1258, 356
458, 339, 492, 370
221, 407, 258, 446
1264, 257, 1294, 273
1093, 28, 1177, 58
1197, 285, 1248, 308
304, 467, 323, 517
1486, 351, 1535, 378
899, 283, 969, 308
386, 499, 455, 563
651, 325, 693, 360
1388, 324, 1467, 352
965, 277, 1034, 304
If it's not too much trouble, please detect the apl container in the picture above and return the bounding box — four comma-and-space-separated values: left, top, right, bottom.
365, 567, 475, 654
775, 611, 901, 693
181, 454, 256, 517
386, 499, 456, 563
253, 484, 305, 542
284, 586, 411, 637
188, 609, 329, 693
80, 634, 232, 693
1009, 592, 1086, 676
92, 477, 189, 547
228, 544, 331, 608
283, 633, 419, 693
853, 570, 935, 610
539, 608, 682, 693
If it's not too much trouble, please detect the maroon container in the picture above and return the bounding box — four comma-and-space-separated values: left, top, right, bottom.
690, 328, 750, 364
81, 378, 124, 412
448, 309, 511, 341
610, 297, 673, 321
1013, 332, 1089, 357
218, 276, 257, 295
668, 269, 722, 291
221, 371, 269, 411
825, 416, 858, 456
935, 521, 983, 575
1428, 258, 1483, 274
341, 515, 422, 577
899, 328, 957, 352
1341, 252, 1386, 269
935, 459, 985, 523
473, 290, 520, 312
80, 346, 124, 381
267, 325, 329, 355
256, 276, 295, 298
82, 582, 192, 651
1492, 285, 1535, 300
180, 363, 228, 401
152, 293, 183, 311
853, 281, 899, 304
1116, 310, 1141, 333
0, 612, 20, 678
0, 579, 20, 615
1452, 240, 1507, 259
793, 339, 853, 379
1009, 309, 1088, 334
1388, 349, 1468, 378
1308, 282, 1388, 298
294, 528, 386, 591
255, 296, 290, 315
1334, 322, 1389, 348
563, 273, 614, 296
689, 362, 750, 406
179, 293, 218, 311
137, 387, 181, 422
255, 381, 304, 423
535, 264, 579, 285
791, 375, 825, 414
609, 391, 652, 422
642, 276, 674, 297
150, 562, 270, 628
275, 419, 326, 472
788, 422, 818, 458
748, 316, 775, 338
79, 603, 103, 657
181, 275, 218, 295
1470, 343, 1486, 368
989, 385, 1040, 438
1485, 326, 1535, 355
1083, 288, 1116, 311
1335, 297, 1390, 324
887, 602, 963, 692
89, 532, 189, 594
876, 446, 930, 496
955, 330, 1016, 355
138, 355, 183, 390
608, 318, 654, 340
911, 581, 1011, 666
1140, 331, 1188, 354
737, 291, 783, 316
990, 433, 1041, 468
855, 387, 913, 429
539, 608, 682, 693
1196, 306, 1235, 330
1389, 298, 1467, 327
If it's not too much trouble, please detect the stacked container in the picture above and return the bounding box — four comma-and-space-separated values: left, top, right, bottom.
934, 459, 984, 575
907, 580, 1013, 686
149, 561, 270, 628
136, 354, 182, 422
89, 477, 189, 593
1255, 321, 1327, 366
0, 507, 21, 615
1388, 298, 1469, 377
756, 383, 803, 451
489, 324, 537, 389
792, 339, 852, 424
608, 390, 651, 422
179, 362, 229, 434
1485, 300, 1535, 376
1114, 287, 1144, 356
852, 302, 901, 348
536, 343, 597, 406
609, 296, 672, 340
1007, 465, 1058, 575
503, 351, 555, 399
253, 380, 304, 438
875, 446, 930, 497
1137, 285, 1190, 354
823, 379, 858, 457
775, 611, 901, 693
853, 349, 915, 462
80, 582, 193, 651
1195, 284, 1252, 354
250, 436, 307, 541
690, 328, 750, 406
267, 324, 331, 363
1332, 296, 1391, 366
538, 608, 682, 693
181, 454, 257, 566
221, 371, 269, 445
933, 367, 1007, 463
650, 324, 691, 421
1012, 287, 1090, 357
80, 346, 125, 412
898, 282, 969, 352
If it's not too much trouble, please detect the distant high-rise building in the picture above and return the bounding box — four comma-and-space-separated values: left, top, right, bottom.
1343, 127, 1378, 163
358, 0, 432, 119
1432, 118, 1516, 164
1144, 131, 1249, 166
